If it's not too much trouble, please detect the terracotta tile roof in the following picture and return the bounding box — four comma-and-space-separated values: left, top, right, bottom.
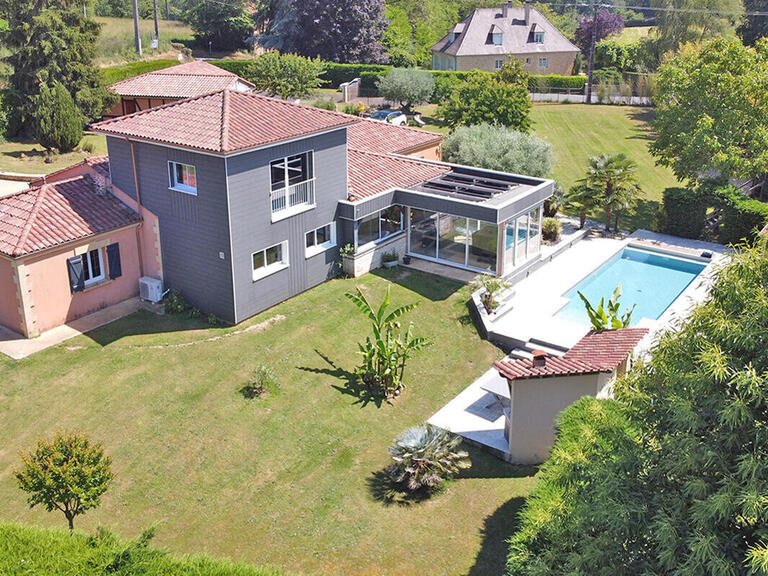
347, 148, 450, 201
431, 6, 579, 56
108, 60, 254, 99
346, 118, 443, 155
494, 328, 649, 381
0, 173, 139, 258
92, 90, 357, 154
28, 156, 110, 188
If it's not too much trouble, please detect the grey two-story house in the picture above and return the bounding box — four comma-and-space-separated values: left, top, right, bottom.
93, 90, 553, 324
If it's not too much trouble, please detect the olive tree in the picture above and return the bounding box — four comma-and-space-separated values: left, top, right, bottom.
15, 431, 113, 530
376, 68, 435, 112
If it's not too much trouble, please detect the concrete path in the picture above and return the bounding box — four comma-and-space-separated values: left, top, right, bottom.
0, 298, 141, 360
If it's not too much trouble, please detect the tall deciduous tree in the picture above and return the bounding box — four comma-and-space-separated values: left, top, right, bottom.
289, 0, 386, 64
739, 0, 768, 45
651, 38, 768, 184
439, 62, 531, 131
652, 0, 744, 55
246, 51, 326, 99
15, 431, 113, 531
508, 242, 768, 575
573, 8, 624, 53
0, 0, 114, 134
180, 0, 253, 51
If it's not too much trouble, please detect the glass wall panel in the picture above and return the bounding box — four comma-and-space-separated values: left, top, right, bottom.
409, 209, 437, 258
516, 213, 529, 261
504, 221, 515, 271
527, 207, 541, 257
437, 214, 468, 265
357, 213, 379, 246
467, 220, 498, 273
380, 205, 403, 238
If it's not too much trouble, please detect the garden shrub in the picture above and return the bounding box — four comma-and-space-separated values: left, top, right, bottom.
310, 97, 336, 111
542, 217, 562, 242
660, 187, 707, 239
0, 521, 286, 575
163, 289, 190, 314
527, 74, 586, 92
341, 101, 366, 116
711, 184, 768, 244
240, 365, 278, 399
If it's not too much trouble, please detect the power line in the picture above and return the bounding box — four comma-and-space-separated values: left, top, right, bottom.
540, 2, 768, 16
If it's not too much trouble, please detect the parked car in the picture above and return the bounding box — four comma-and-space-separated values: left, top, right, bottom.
370, 110, 408, 126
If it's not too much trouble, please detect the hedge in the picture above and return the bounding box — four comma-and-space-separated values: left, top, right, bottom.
210, 59, 251, 77
661, 187, 707, 239
0, 522, 286, 576
711, 185, 768, 245
101, 59, 180, 85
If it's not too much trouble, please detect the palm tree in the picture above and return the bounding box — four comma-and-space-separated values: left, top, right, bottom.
577, 154, 642, 232
567, 183, 601, 229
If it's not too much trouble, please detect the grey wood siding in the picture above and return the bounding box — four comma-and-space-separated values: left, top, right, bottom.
108, 137, 235, 321
226, 130, 348, 322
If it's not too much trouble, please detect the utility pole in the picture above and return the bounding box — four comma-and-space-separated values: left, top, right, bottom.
165, 0, 169, 20
133, 0, 142, 56
83, 0, 87, 18
153, 0, 159, 39
585, 1, 598, 105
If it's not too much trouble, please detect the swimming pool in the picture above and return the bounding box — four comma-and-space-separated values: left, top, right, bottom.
555, 247, 707, 327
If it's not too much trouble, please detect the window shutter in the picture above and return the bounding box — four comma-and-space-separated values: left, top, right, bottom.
107, 243, 122, 279
67, 256, 85, 293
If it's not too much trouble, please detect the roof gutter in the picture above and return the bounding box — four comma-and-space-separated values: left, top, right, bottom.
127, 138, 145, 278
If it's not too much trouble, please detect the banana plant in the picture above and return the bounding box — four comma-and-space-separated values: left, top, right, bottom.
578, 284, 635, 330
346, 285, 430, 397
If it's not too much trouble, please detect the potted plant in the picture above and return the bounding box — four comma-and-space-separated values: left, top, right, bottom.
381, 250, 399, 269
339, 244, 356, 277
469, 275, 511, 315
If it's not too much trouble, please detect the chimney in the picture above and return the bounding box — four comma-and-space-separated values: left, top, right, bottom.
532, 350, 547, 368
502, 2, 508, 18
524, 2, 531, 25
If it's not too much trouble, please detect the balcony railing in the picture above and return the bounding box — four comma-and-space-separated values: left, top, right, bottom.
271, 179, 315, 216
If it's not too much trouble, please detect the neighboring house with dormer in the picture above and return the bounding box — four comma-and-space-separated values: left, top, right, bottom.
431, 2, 580, 75
0, 90, 553, 337
104, 60, 254, 118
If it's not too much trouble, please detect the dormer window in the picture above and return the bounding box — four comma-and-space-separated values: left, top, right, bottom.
534, 30, 544, 44
492, 32, 503, 45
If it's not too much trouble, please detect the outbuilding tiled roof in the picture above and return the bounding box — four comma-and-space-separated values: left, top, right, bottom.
431, 6, 579, 56
28, 155, 110, 188
92, 90, 358, 154
346, 118, 443, 155
494, 328, 649, 381
0, 173, 139, 258
108, 60, 253, 99
347, 148, 450, 200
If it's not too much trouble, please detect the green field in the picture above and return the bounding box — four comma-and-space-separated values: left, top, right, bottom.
94, 17, 194, 66
0, 270, 535, 576
531, 103, 678, 229
0, 132, 107, 175
614, 25, 655, 44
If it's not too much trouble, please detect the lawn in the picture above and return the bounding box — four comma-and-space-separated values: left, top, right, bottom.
0, 132, 107, 175
614, 25, 655, 44
414, 102, 680, 230
0, 269, 535, 576
94, 17, 194, 66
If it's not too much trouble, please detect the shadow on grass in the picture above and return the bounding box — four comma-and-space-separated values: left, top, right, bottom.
83, 309, 211, 347
371, 267, 464, 301
366, 469, 435, 507
627, 106, 657, 133
466, 496, 528, 576
297, 349, 387, 408
459, 445, 539, 480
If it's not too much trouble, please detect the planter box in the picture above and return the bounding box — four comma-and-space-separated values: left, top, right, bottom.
382, 260, 398, 269
341, 254, 356, 277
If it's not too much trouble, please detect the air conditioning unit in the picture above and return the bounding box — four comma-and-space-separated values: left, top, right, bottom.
139, 276, 163, 304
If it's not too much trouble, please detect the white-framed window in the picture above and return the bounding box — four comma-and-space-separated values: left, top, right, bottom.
492, 32, 503, 45
357, 205, 404, 248
495, 59, 504, 70
269, 151, 315, 217
305, 222, 337, 258
82, 248, 105, 286
534, 30, 545, 44
538, 57, 548, 69
525, 57, 531, 66
168, 161, 197, 195
252, 240, 289, 281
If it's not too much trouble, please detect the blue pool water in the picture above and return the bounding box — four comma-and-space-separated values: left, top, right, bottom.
555, 248, 706, 327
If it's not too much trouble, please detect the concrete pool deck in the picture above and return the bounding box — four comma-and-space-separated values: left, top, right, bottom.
482, 229, 728, 353
430, 229, 728, 461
